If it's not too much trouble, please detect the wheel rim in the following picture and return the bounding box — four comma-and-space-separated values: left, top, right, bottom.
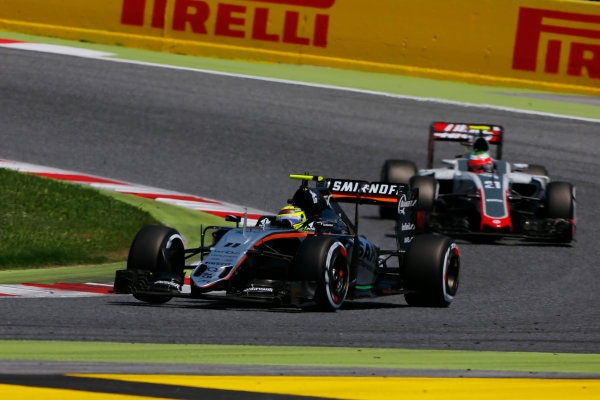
324, 242, 349, 308
328, 264, 348, 305
444, 244, 460, 298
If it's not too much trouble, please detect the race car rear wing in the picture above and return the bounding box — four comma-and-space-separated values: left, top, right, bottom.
325, 178, 417, 252
290, 174, 417, 252
427, 122, 504, 168
289, 174, 411, 206
327, 179, 403, 205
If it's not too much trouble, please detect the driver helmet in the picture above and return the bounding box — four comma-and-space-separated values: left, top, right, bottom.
468, 151, 493, 173
275, 206, 307, 230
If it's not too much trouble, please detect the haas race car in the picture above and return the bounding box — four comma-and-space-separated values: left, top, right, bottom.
380, 122, 575, 243
114, 174, 460, 310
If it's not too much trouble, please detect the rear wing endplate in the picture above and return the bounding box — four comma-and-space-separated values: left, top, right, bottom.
326, 178, 417, 252
427, 122, 503, 168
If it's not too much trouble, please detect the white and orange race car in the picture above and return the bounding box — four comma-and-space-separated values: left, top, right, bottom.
380, 122, 576, 243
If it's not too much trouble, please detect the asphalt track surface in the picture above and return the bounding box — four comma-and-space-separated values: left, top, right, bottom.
1, 47, 599, 359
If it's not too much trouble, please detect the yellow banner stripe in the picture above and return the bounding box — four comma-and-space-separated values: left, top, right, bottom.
73, 375, 600, 400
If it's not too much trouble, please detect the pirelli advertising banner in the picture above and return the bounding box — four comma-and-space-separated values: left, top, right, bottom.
1, 0, 599, 94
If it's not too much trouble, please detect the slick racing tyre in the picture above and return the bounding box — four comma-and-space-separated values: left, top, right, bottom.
545, 182, 575, 242
403, 234, 460, 307
294, 237, 349, 311
127, 225, 185, 304
380, 159, 418, 219
410, 175, 437, 212
545, 182, 575, 219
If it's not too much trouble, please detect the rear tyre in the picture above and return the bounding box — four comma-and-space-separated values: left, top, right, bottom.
380, 160, 418, 218
294, 237, 349, 311
523, 164, 548, 176
127, 225, 186, 304
410, 175, 437, 212
403, 235, 460, 307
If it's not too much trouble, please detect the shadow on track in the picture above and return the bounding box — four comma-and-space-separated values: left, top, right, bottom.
382, 232, 573, 248
108, 299, 407, 313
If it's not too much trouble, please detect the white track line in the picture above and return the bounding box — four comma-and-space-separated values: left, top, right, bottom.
0, 285, 108, 298
0, 41, 115, 58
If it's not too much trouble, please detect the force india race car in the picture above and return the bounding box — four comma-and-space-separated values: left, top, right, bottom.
380, 122, 576, 243
114, 174, 460, 311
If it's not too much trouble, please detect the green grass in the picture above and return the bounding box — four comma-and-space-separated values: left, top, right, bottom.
0, 169, 235, 283
101, 190, 231, 247
0, 341, 598, 373
0, 262, 125, 284
0, 168, 159, 269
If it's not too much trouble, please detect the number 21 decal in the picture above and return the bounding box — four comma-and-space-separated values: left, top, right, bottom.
484, 181, 501, 189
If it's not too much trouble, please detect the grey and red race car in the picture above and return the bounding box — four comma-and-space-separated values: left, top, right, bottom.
380, 122, 575, 243
114, 174, 460, 310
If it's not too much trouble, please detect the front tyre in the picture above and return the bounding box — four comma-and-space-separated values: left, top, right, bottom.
403, 235, 460, 307
545, 182, 575, 220
545, 182, 575, 243
294, 237, 350, 311
126, 225, 185, 304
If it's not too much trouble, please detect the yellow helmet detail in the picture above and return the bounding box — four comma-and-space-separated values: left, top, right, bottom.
276, 206, 307, 230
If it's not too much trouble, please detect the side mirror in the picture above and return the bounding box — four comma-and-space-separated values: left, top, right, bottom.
225, 215, 241, 227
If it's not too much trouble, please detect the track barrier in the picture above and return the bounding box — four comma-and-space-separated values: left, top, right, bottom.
1, 0, 599, 94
